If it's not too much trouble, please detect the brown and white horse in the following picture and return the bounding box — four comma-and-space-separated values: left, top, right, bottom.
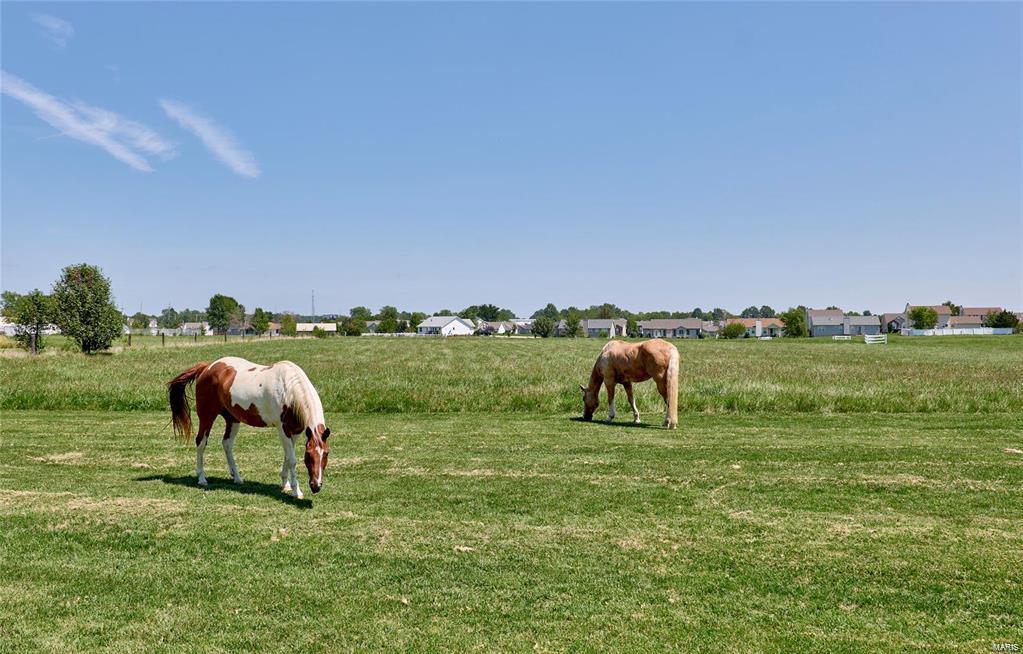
581, 339, 679, 428
168, 357, 331, 498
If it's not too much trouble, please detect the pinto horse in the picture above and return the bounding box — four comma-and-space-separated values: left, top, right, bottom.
168, 357, 331, 498
581, 339, 679, 428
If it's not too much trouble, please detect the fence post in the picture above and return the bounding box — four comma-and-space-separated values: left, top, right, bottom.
128, 332, 132, 347
162, 333, 166, 347
224, 332, 227, 343
31, 332, 37, 355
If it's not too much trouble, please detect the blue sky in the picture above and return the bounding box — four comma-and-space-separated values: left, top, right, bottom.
2, 2, 1020, 317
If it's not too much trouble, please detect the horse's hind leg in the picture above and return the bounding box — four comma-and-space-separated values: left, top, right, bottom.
624, 382, 640, 424
604, 377, 617, 423
222, 419, 243, 485
655, 376, 670, 426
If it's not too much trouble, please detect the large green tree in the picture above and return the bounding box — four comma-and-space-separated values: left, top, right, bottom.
51, 263, 123, 353
157, 307, 182, 329
759, 305, 776, 318
281, 314, 298, 336
740, 306, 760, 318
563, 314, 582, 338
377, 306, 399, 333
250, 307, 270, 335
130, 312, 150, 330
982, 310, 1018, 329
340, 316, 366, 336
1, 289, 54, 352
779, 307, 808, 337
908, 306, 938, 330
408, 312, 426, 331
207, 294, 243, 334
350, 306, 373, 321
532, 316, 554, 338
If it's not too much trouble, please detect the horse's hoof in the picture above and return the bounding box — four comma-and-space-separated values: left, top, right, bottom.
293, 491, 304, 500
197, 478, 208, 487
282, 483, 292, 493
233, 478, 244, 485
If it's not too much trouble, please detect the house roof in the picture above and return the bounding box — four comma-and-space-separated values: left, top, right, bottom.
419, 316, 473, 329
881, 313, 904, 323
584, 319, 626, 329
811, 316, 845, 326
949, 315, 984, 326
807, 309, 844, 319
726, 318, 784, 328
961, 307, 1002, 316
701, 321, 719, 332
296, 322, 337, 331
639, 318, 705, 330
845, 315, 881, 326
906, 304, 952, 315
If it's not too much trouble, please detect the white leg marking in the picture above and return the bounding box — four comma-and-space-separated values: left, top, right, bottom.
278, 430, 292, 492
223, 423, 243, 484
288, 436, 303, 499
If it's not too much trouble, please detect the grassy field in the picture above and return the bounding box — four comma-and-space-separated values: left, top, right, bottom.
1, 336, 1021, 652
2, 334, 1021, 414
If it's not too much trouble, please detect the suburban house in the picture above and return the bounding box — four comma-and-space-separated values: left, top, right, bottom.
181, 321, 213, 336
806, 309, 845, 337
478, 321, 515, 335
637, 318, 704, 339
844, 315, 882, 335
806, 309, 880, 336
725, 318, 785, 338
701, 321, 720, 338
904, 304, 953, 329
364, 320, 380, 333
417, 316, 475, 336
583, 319, 627, 338
296, 322, 338, 336
881, 313, 906, 334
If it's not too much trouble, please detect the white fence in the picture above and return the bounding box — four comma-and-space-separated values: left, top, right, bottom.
901, 328, 1014, 336
864, 334, 888, 345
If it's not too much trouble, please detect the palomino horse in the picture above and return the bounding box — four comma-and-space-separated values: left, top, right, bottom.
581, 339, 679, 428
168, 357, 331, 498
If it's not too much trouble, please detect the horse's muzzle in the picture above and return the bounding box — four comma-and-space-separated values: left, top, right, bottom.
309, 483, 321, 494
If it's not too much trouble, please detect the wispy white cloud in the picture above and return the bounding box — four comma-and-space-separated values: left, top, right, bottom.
159, 99, 260, 178
0, 70, 176, 172
31, 13, 74, 48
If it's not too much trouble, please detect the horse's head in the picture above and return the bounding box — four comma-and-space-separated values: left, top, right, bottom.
303, 425, 331, 494
580, 384, 598, 421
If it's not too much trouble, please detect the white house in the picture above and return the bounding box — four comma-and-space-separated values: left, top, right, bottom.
417, 316, 475, 336
181, 321, 214, 336
296, 322, 337, 336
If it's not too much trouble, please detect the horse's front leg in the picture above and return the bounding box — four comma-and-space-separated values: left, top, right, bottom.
604, 379, 617, 423
624, 382, 640, 423
222, 421, 243, 484
279, 430, 303, 499
278, 429, 293, 493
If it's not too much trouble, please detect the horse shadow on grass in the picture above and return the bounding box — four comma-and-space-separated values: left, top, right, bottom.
135, 474, 313, 509
568, 417, 654, 429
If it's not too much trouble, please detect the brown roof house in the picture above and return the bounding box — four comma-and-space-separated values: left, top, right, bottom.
724, 318, 784, 338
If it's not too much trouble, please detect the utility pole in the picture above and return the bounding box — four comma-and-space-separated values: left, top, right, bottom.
311, 290, 315, 319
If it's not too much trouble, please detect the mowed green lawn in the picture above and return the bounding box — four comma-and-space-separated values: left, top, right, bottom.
1, 336, 1021, 652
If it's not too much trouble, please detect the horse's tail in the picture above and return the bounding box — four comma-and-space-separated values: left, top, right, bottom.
168, 362, 209, 441
666, 345, 679, 429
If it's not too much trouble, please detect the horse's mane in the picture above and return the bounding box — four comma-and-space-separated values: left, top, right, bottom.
283, 363, 320, 429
